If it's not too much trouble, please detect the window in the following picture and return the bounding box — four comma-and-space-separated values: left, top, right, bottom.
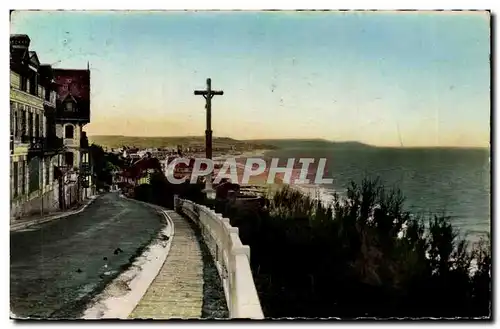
11, 102, 17, 137
65, 125, 74, 139
28, 158, 40, 194
65, 102, 74, 112
27, 112, 33, 138
40, 115, 44, 137
29, 75, 37, 96
13, 162, 18, 198
65, 152, 74, 167
19, 108, 26, 138
45, 159, 50, 186
20, 161, 25, 195
35, 113, 40, 138
46, 114, 55, 139
45, 88, 50, 101
20, 76, 27, 92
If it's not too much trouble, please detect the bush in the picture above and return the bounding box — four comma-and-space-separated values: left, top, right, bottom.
212, 178, 491, 318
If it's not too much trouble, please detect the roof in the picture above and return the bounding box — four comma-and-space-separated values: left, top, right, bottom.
28, 51, 40, 67
39, 64, 54, 80
53, 69, 90, 102
122, 156, 162, 179
60, 92, 78, 104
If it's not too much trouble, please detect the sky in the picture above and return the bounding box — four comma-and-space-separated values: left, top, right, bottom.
10, 10, 490, 147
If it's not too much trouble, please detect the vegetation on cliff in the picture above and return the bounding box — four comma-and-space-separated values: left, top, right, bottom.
216, 179, 491, 318
134, 173, 491, 318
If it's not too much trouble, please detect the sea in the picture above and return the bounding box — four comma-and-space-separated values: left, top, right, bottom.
259, 146, 490, 243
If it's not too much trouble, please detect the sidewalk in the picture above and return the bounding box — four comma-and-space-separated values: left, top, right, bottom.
10, 195, 99, 232
129, 210, 206, 319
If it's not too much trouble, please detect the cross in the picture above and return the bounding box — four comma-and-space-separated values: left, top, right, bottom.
194, 78, 223, 160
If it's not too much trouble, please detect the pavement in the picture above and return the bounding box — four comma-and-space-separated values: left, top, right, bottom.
10, 192, 165, 319
10, 195, 99, 232
130, 210, 229, 319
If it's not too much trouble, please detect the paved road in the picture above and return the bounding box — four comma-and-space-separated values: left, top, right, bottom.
10, 193, 164, 319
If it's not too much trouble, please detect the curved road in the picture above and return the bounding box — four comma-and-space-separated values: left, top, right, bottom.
10, 192, 164, 319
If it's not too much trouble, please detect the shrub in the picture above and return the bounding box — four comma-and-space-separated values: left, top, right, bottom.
212, 178, 491, 318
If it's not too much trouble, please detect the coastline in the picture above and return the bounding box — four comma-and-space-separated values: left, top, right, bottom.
213, 148, 272, 161
214, 149, 336, 205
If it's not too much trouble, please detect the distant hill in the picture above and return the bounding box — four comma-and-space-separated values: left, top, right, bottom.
242, 139, 374, 150
88, 135, 374, 151
88, 135, 278, 150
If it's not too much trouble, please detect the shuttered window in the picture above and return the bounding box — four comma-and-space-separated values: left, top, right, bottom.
13, 162, 18, 198
35, 113, 40, 138
45, 159, 50, 186
19, 160, 25, 195
19, 105, 26, 138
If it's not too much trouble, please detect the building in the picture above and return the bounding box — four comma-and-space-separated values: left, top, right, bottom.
53, 67, 93, 204
10, 34, 64, 219
117, 155, 162, 188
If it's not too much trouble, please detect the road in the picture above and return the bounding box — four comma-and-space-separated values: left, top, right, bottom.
10, 192, 164, 319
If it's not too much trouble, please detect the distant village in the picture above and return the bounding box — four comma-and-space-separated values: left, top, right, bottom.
103, 144, 238, 161
104, 143, 266, 207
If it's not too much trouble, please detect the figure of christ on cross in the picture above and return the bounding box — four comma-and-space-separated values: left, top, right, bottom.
194, 78, 224, 161
194, 78, 224, 198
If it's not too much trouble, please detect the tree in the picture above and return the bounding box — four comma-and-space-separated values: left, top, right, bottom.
89, 143, 121, 186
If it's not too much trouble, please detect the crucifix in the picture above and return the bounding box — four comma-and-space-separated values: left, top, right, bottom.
194, 78, 224, 160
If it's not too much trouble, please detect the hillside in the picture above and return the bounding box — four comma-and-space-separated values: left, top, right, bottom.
242, 138, 374, 150
88, 135, 278, 151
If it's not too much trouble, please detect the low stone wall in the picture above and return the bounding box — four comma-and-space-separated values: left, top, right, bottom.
175, 196, 264, 319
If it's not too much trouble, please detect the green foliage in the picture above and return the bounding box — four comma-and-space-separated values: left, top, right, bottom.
210, 178, 491, 318
89, 143, 125, 186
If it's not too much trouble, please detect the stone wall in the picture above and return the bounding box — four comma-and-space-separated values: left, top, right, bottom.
176, 197, 264, 319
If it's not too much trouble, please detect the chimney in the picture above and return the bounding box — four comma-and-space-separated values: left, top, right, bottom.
10, 34, 30, 63
10, 34, 30, 50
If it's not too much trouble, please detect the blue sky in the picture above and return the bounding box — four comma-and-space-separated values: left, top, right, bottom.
11, 11, 490, 146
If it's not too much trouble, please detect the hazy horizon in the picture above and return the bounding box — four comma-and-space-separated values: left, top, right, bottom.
88, 133, 490, 149
11, 10, 490, 147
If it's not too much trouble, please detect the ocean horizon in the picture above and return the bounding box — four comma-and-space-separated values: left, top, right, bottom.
252, 146, 491, 243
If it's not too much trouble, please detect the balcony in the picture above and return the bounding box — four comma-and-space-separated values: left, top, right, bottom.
55, 105, 90, 121
22, 135, 64, 157
64, 138, 78, 147
44, 96, 56, 108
